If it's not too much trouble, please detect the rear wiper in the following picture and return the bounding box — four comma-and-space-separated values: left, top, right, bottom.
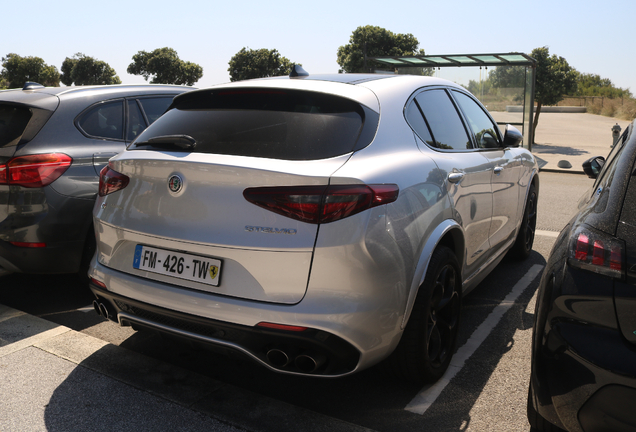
133, 134, 196, 150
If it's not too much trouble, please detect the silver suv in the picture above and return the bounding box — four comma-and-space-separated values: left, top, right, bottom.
0, 83, 191, 276
89, 71, 539, 383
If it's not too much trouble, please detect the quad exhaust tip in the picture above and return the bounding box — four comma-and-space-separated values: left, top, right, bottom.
92, 300, 110, 319
266, 347, 326, 373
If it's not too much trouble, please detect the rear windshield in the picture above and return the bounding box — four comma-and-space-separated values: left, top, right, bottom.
128, 88, 379, 160
0, 104, 32, 148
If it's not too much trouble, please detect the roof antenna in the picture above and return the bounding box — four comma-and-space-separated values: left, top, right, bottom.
289, 65, 309, 78
23, 82, 45, 90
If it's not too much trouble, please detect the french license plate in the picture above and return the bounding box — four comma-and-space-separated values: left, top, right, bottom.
133, 245, 221, 287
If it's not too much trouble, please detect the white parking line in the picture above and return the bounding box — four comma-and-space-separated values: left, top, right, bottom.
77, 305, 96, 313
405, 264, 544, 415
536, 229, 559, 238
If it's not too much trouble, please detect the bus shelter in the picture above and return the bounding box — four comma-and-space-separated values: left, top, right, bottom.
369, 53, 536, 149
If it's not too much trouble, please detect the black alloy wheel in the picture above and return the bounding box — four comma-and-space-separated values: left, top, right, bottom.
511, 183, 537, 260
388, 246, 461, 384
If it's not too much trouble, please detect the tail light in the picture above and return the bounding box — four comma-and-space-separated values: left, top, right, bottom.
568, 225, 624, 278
243, 184, 399, 224
0, 153, 72, 187
99, 165, 129, 196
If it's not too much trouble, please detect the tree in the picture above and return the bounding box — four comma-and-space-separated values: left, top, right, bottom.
1, 53, 60, 88
127, 48, 202, 86
228, 48, 298, 82
531, 47, 577, 139
488, 65, 526, 89
61, 53, 121, 86
573, 72, 632, 98
337, 25, 430, 74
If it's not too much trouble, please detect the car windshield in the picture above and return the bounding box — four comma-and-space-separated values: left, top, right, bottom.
128, 88, 378, 160
0, 104, 32, 148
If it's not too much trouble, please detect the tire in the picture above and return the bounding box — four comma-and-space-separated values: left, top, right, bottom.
388, 246, 462, 384
510, 183, 537, 260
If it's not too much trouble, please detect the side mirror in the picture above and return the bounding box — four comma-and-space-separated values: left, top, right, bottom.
582, 156, 605, 179
503, 124, 523, 148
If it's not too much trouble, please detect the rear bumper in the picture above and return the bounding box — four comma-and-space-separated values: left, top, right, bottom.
531, 336, 636, 432
0, 238, 86, 274
531, 267, 636, 431
90, 282, 362, 377
0, 186, 94, 274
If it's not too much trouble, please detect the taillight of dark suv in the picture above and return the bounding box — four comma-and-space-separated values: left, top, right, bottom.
0, 153, 72, 187
567, 224, 625, 279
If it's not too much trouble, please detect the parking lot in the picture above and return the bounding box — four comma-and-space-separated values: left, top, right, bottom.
0, 112, 626, 431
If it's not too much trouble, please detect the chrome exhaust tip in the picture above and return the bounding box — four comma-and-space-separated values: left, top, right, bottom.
295, 352, 326, 373
98, 303, 109, 319
92, 300, 102, 316
266, 348, 292, 368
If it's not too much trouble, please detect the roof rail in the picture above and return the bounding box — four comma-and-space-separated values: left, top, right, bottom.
23, 82, 45, 90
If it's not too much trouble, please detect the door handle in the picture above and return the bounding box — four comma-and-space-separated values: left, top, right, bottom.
493, 166, 504, 175
448, 172, 464, 183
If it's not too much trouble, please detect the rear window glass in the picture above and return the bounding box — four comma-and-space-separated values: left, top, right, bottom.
138, 97, 174, 124
0, 105, 32, 147
128, 89, 379, 160
77, 100, 124, 140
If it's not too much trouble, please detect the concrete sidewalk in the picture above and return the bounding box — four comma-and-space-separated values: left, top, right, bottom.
492, 111, 632, 174
0, 304, 370, 432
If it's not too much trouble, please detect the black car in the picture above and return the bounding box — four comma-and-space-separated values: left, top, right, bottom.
528, 119, 636, 431
0, 83, 192, 276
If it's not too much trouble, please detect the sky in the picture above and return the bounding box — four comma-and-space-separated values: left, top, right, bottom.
4, 0, 636, 93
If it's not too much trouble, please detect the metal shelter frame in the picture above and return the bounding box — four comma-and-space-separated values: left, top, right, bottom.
368, 53, 537, 149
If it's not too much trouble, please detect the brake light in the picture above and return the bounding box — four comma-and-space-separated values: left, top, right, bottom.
0, 153, 72, 187
90, 277, 107, 289
99, 165, 129, 196
9, 241, 46, 248
256, 322, 308, 332
568, 225, 624, 278
243, 184, 399, 224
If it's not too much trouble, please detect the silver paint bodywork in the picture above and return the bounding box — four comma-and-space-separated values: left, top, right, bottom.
90, 75, 538, 375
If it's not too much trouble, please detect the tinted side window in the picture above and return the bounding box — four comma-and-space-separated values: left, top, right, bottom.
405, 101, 433, 145
78, 101, 124, 140
416, 90, 471, 151
126, 100, 146, 142
138, 97, 174, 124
452, 91, 501, 149
593, 126, 630, 191
0, 105, 32, 148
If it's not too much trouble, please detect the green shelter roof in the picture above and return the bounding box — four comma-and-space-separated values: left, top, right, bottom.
369, 52, 535, 68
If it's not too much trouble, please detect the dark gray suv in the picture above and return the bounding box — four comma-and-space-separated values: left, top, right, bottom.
0, 83, 192, 276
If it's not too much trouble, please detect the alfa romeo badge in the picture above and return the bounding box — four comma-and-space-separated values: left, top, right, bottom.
168, 175, 183, 193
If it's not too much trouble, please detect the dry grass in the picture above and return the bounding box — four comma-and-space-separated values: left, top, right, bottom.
558, 96, 636, 121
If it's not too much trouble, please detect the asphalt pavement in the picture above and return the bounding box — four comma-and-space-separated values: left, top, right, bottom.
0, 111, 632, 432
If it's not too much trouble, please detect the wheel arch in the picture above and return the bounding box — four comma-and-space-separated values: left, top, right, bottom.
400, 219, 464, 330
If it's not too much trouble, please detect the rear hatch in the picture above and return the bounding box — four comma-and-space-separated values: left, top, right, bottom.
95, 85, 380, 304
0, 90, 60, 224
